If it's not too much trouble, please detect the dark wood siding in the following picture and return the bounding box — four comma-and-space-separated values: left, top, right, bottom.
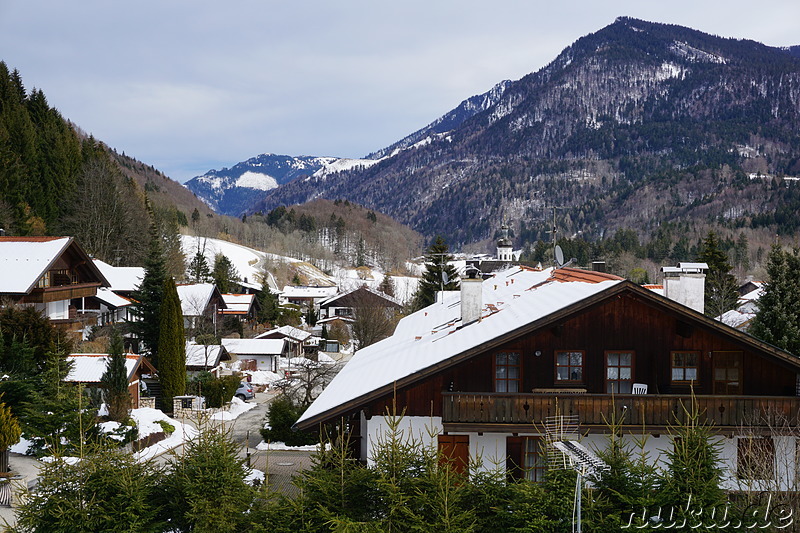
362, 292, 797, 420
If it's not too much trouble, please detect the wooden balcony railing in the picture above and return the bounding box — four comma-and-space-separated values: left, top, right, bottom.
441, 392, 800, 429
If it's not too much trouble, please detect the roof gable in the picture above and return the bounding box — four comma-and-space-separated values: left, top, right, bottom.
297, 266, 800, 429
0, 237, 112, 294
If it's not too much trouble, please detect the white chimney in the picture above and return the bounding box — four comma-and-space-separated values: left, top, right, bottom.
661, 262, 708, 314
461, 265, 483, 325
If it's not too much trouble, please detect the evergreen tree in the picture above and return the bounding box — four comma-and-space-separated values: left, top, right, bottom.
411, 235, 459, 312
158, 278, 186, 412
186, 251, 211, 283
256, 282, 280, 325
750, 245, 800, 355
100, 328, 131, 422
378, 274, 395, 297
12, 445, 164, 532
212, 253, 240, 293
131, 215, 167, 363
160, 423, 255, 532
697, 231, 738, 318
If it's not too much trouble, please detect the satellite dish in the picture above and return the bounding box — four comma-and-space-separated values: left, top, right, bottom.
442, 271, 450, 285
555, 245, 565, 267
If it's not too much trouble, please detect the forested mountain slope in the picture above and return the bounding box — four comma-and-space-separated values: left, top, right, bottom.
255, 18, 800, 249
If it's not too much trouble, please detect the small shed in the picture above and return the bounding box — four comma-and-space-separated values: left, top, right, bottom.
65, 353, 157, 408
222, 338, 286, 372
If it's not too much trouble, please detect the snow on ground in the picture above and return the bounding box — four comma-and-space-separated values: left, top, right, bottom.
245, 467, 265, 485
256, 441, 320, 451
131, 407, 198, 461
210, 396, 257, 421
10, 437, 32, 455
181, 234, 419, 303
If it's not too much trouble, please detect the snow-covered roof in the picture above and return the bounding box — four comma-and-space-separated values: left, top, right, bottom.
222, 338, 285, 356
661, 262, 708, 274
176, 283, 220, 316
65, 353, 140, 383
0, 237, 72, 294
221, 293, 255, 314
297, 266, 625, 427
255, 325, 312, 342
92, 259, 144, 292
94, 288, 134, 308
282, 286, 338, 299
319, 285, 402, 308
185, 342, 228, 367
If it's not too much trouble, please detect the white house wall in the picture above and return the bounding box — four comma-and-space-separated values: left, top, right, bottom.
361, 413, 800, 490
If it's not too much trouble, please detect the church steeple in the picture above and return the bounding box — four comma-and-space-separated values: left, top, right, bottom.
496, 221, 513, 261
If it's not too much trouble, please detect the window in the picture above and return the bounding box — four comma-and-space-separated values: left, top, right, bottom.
671, 351, 699, 382
606, 351, 634, 393
495, 352, 520, 392
713, 351, 742, 394
738, 437, 774, 480
555, 350, 584, 383
507, 436, 546, 482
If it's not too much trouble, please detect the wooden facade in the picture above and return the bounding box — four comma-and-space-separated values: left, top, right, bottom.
357, 288, 800, 432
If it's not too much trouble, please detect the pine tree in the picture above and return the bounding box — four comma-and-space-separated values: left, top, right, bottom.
411, 235, 460, 312
186, 251, 211, 283
101, 328, 131, 422
255, 282, 280, 325
212, 253, 240, 293
379, 274, 395, 297
697, 231, 738, 318
131, 214, 167, 364
158, 277, 186, 412
750, 245, 800, 355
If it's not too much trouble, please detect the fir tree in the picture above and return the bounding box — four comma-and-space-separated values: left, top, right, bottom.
256, 282, 280, 325
378, 274, 395, 297
161, 423, 255, 532
750, 245, 800, 355
411, 235, 460, 312
212, 253, 240, 293
131, 214, 167, 364
158, 277, 186, 412
697, 231, 738, 318
186, 251, 211, 283
100, 328, 131, 422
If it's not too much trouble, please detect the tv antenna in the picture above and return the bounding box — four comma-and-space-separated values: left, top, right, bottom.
548, 206, 566, 268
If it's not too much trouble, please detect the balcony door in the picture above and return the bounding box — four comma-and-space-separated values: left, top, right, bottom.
605, 351, 634, 393
712, 351, 742, 394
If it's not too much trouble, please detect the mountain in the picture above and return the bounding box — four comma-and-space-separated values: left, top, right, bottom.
251, 17, 800, 248
184, 153, 385, 216
184, 80, 514, 217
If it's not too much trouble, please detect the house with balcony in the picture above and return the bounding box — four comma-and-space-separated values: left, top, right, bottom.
0, 236, 109, 329
296, 264, 800, 489
318, 285, 401, 321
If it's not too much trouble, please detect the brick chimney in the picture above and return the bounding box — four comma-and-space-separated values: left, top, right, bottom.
461, 265, 483, 326
661, 262, 708, 314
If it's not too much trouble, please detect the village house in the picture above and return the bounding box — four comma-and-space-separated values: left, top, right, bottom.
318, 285, 401, 321
221, 337, 287, 372
65, 352, 157, 408
296, 264, 800, 490
279, 285, 338, 311
0, 236, 109, 330
220, 293, 259, 322
185, 341, 231, 377
176, 283, 227, 334
255, 324, 314, 358
77, 259, 145, 327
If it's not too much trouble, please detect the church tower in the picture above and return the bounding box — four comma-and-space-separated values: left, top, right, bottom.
496, 222, 513, 262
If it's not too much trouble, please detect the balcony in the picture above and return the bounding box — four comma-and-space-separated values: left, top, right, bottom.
441, 392, 800, 433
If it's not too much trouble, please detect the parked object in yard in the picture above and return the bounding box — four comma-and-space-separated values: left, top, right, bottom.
235, 381, 254, 401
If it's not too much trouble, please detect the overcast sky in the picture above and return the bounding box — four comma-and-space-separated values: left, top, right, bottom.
1, 1, 798, 183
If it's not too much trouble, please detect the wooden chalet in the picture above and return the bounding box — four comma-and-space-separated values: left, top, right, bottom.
319, 285, 401, 320
0, 236, 109, 329
296, 266, 800, 487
